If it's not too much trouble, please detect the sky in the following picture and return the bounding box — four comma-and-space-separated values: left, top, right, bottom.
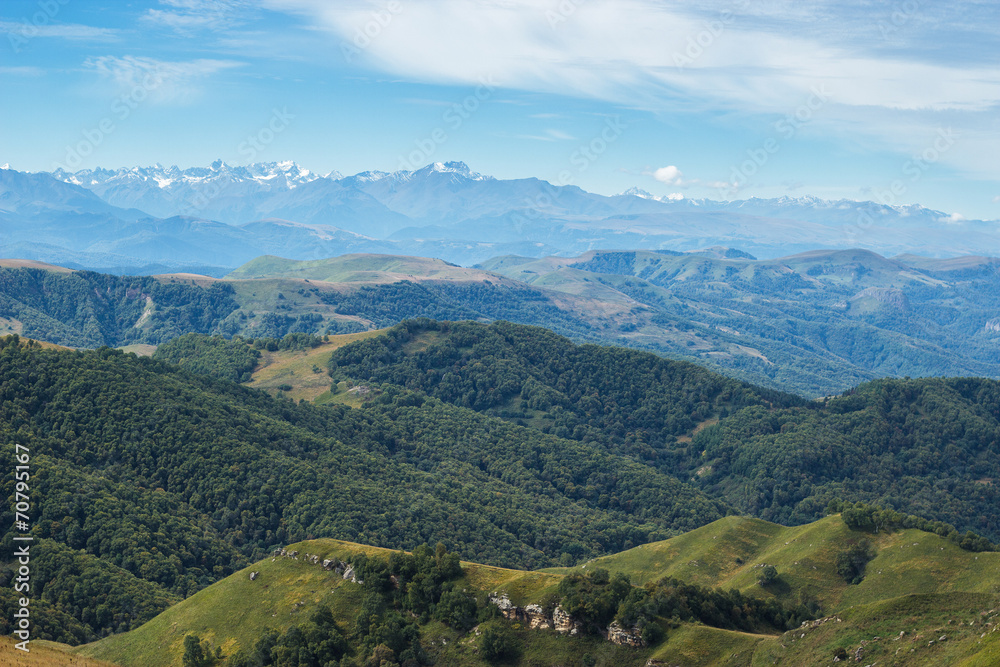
1, 0, 999, 219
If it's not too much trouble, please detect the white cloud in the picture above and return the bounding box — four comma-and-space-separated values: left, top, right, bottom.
142, 0, 252, 32
0, 66, 45, 76
263, 0, 1000, 113
653, 166, 683, 185
513, 128, 576, 142
83, 55, 244, 105
262, 0, 1000, 181
993, 195, 1000, 203
943, 212, 966, 224
0, 20, 118, 41
666, 192, 684, 201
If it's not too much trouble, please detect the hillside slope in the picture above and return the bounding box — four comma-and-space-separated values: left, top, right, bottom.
480, 248, 1000, 396
328, 320, 1000, 541
75, 515, 1000, 667
0, 334, 729, 642
6, 247, 1000, 397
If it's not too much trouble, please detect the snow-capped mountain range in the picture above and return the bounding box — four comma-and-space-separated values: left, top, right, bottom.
0, 160, 996, 274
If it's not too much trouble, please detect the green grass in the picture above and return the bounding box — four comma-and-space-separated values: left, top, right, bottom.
71, 517, 1000, 666
547, 515, 1000, 612
0, 637, 116, 667
225, 254, 499, 284
74, 539, 397, 667
647, 624, 769, 667
751, 592, 1000, 666
245, 329, 385, 401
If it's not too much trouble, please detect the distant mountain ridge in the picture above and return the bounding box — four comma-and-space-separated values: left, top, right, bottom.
4, 161, 1000, 274
3, 246, 1000, 397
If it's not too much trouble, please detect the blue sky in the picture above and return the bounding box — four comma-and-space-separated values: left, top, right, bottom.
2, 0, 999, 219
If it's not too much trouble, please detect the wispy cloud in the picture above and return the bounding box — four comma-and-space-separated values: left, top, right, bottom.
142, 0, 253, 32
0, 66, 45, 76
0, 20, 118, 41
83, 55, 244, 105
263, 0, 1000, 181
514, 128, 577, 142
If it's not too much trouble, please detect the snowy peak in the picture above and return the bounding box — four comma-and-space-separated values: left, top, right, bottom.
51, 161, 329, 190
617, 187, 683, 202
418, 161, 491, 181
618, 187, 655, 198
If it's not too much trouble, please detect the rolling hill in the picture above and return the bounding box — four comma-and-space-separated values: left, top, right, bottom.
4, 318, 1000, 664
0, 331, 732, 642
327, 319, 1000, 541
67, 514, 1000, 667
3, 246, 1000, 396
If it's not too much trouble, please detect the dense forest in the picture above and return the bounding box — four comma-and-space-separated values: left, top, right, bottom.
329, 320, 1000, 542
5, 316, 1000, 647
0, 334, 727, 642
329, 319, 803, 467
0, 267, 239, 347
6, 255, 1000, 397
692, 378, 1000, 536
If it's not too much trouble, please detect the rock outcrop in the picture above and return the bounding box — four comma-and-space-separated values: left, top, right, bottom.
273, 547, 359, 583
489, 593, 583, 637
524, 604, 551, 630
552, 605, 582, 636
606, 621, 645, 647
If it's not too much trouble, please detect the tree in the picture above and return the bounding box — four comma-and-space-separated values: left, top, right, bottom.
836, 539, 876, 584
757, 565, 779, 587
182, 634, 214, 667
480, 621, 518, 662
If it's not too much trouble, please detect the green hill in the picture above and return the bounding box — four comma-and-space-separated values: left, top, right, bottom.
328, 319, 1000, 542
0, 333, 729, 642
225, 254, 502, 284
4, 318, 1000, 664
8, 248, 1000, 397
72, 515, 1000, 667
480, 248, 1000, 396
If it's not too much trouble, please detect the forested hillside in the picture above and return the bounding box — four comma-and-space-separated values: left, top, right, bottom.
0, 334, 727, 642
0, 266, 239, 347
5, 249, 1000, 398
482, 249, 1000, 395
330, 320, 1000, 542
329, 318, 803, 466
